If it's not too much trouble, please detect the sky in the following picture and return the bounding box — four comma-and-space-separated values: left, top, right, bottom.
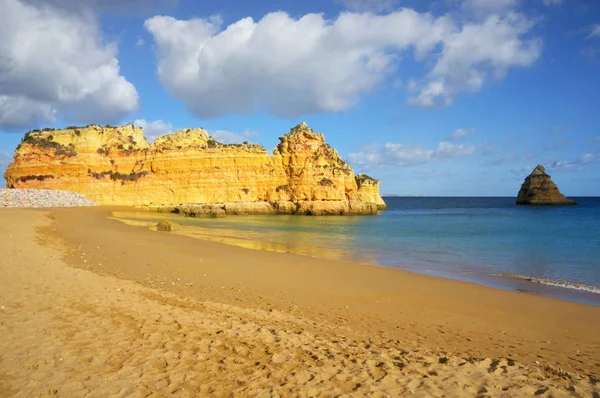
0, 0, 599, 196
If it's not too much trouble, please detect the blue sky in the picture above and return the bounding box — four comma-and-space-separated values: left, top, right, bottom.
1, 0, 599, 196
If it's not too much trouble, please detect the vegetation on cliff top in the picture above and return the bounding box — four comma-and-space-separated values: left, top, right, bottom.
17, 132, 77, 157
356, 174, 378, 182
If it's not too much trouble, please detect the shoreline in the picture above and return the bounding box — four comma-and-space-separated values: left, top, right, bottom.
52, 207, 600, 372
112, 208, 600, 307
1, 206, 599, 395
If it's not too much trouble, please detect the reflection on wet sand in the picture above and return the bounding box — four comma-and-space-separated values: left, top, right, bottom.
111, 211, 378, 264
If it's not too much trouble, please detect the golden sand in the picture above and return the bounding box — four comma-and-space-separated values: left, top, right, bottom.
0, 207, 598, 397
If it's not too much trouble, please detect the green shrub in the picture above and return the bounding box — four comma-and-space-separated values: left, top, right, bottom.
88, 169, 149, 183
206, 139, 217, 148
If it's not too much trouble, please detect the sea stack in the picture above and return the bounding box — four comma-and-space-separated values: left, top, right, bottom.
516, 165, 576, 205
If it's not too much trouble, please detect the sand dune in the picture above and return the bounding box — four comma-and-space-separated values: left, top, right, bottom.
0, 209, 598, 397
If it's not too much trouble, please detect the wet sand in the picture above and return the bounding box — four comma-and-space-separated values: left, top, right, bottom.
0, 207, 599, 396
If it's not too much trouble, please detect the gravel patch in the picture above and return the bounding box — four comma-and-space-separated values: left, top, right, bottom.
0, 188, 97, 208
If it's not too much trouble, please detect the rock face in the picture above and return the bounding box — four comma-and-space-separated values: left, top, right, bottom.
4, 123, 386, 215
516, 165, 576, 205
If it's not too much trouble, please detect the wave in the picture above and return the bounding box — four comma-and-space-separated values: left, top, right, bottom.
496, 274, 600, 294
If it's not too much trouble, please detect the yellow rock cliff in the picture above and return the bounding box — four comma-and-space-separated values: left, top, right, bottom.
4, 123, 386, 215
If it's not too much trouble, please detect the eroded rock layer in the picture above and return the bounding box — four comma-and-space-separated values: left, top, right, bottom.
4, 123, 386, 214
516, 165, 576, 205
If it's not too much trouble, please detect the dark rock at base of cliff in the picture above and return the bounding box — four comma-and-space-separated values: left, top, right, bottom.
152, 200, 380, 216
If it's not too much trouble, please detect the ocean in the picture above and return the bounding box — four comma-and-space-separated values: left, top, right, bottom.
114, 197, 600, 306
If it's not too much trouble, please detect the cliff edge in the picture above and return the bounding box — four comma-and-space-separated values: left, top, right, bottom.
516, 165, 576, 205
4, 123, 386, 215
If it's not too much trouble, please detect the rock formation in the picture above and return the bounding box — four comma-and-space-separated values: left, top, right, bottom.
4, 123, 386, 215
516, 165, 576, 205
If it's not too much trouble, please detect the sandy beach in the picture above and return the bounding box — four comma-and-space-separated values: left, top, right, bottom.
0, 207, 599, 397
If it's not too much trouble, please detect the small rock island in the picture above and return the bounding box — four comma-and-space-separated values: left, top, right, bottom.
516, 165, 576, 205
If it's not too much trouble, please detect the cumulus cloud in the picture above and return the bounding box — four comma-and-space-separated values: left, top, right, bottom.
0, 0, 139, 130
451, 128, 476, 139
407, 13, 541, 108
348, 141, 476, 169
335, 0, 399, 13
133, 119, 172, 143
144, 9, 540, 119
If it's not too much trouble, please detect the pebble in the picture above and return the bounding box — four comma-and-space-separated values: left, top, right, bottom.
0, 188, 97, 208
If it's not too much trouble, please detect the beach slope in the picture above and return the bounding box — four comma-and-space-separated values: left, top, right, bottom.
0, 208, 598, 396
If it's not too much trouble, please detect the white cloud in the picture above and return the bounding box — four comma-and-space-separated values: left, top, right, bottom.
348, 140, 476, 168
542, 0, 563, 5
451, 128, 476, 139
211, 130, 245, 144
408, 13, 541, 108
549, 160, 580, 172
136, 38, 145, 47
133, 119, 172, 143
588, 24, 600, 39
211, 129, 260, 144
543, 152, 600, 173
581, 152, 600, 164
145, 9, 540, 119
336, 0, 399, 12
0, 0, 139, 130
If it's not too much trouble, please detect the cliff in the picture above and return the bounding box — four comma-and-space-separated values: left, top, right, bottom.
4, 123, 386, 215
516, 165, 576, 205
355, 174, 387, 210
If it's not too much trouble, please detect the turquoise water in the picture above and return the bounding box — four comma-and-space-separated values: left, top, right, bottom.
116, 197, 600, 305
